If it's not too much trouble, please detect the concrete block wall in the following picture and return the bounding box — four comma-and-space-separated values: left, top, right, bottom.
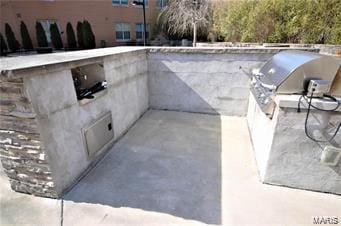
147, 49, 275, 116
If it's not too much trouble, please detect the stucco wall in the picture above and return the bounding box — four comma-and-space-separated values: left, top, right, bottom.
248, 95, 341, 194
34, 51, 147, 196
247, 94, 278, 179
147, 49, 274, 116
331, 67, 341, 97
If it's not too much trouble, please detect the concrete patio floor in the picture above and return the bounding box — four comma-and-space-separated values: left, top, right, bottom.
1, 110, 340, 226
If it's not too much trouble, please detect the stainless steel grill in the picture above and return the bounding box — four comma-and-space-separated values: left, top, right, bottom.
249, 50, 340, 118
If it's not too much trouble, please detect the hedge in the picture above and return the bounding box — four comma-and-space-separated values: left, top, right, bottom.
213, 0, 341, 44
20, 21, 33, 50
36, 22, 48, 47
66, 22, 77, 49
5, 23, 20, 52
50, 23, 63, 49
0, 32, 8, 55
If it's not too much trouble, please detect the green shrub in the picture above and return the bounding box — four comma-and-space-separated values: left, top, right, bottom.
0, 32, 8, 55
20, 21, 33, 50
76, 21, 84, 49
5, 23, 20, 52
82, 20, 96, 49
213, 0, 341, 44
50, 23, 63, 49
36, 22, 48, 47
66, 22, 77, 49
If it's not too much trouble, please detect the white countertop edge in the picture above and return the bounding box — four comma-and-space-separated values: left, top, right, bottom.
0, 46, 319, 75
0, 47, 147, 74
277, 94, 341, 112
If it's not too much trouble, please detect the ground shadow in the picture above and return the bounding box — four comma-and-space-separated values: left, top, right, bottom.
64, 57, 223, 224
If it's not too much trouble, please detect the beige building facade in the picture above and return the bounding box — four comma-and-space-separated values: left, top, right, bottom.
0, 0, 168, 48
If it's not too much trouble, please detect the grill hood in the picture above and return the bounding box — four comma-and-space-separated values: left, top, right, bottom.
258, 50, 340, 94
249, 50, 340, 118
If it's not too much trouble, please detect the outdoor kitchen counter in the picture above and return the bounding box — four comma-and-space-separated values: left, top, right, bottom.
0, 46, 337, 198
248, 94, 341, 195
0, 47, 149, 198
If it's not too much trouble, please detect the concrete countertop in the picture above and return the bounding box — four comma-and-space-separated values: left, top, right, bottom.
1, 46, 317, 77
277, 94, 341, 112
148, 46, 317, 54
0, 47, 146, 76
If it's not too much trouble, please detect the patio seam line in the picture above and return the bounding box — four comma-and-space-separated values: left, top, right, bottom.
60, 197, 64, 226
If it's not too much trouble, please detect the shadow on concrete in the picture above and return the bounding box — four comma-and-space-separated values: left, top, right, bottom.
64, 62, 222, 224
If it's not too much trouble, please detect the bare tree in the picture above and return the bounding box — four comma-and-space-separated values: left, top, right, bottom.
158, 0, 210, 47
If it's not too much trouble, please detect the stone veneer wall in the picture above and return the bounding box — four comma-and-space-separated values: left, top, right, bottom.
0, 76, 57, 197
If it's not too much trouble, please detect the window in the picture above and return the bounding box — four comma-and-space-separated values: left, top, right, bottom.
112, 0, 128, 5
156, 0, 168, 8
115, 23, 131, 41
136, 23, 149, 40
37, 19, 57, 44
